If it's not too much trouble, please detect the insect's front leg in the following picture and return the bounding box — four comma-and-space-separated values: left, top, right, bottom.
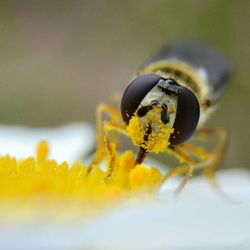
181, 128, 229, 185
102, 120, 130, 181
90, 103, 122, 166
164, 146, 196, 198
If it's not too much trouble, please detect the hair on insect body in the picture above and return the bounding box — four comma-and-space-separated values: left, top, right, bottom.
90, 40, 231, 196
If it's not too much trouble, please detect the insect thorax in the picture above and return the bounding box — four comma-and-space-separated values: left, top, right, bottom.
137, 59, 216, 126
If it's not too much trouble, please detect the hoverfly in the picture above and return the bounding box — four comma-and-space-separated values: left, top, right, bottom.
91, 41, 230, 195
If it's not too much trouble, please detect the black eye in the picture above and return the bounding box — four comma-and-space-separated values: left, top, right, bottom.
120, 74, 161, 124
169, 86, 200, 146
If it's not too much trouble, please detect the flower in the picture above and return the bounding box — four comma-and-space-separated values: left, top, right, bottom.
0, 139, 163, 222
0, 124, 249, 249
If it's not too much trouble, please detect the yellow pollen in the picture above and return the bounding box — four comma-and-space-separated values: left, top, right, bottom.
126, 116, 174, 153
0, 141, 164, 220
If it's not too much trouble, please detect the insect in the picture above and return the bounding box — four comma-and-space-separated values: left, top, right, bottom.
91, 40, 230, 195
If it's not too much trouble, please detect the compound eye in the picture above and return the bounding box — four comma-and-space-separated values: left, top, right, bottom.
121, 74, 161, 124
169, 86, 200, 146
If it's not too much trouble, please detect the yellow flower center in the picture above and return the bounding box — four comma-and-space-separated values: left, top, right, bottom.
0, 141, 163, 221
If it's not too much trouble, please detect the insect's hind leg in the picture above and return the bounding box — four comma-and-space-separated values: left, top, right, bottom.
195, 128, 229, 185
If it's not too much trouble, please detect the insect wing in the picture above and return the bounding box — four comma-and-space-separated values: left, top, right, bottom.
142, 40, 231, 100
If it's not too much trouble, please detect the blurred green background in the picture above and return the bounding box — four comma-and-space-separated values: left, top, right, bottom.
0, 0, 249, 168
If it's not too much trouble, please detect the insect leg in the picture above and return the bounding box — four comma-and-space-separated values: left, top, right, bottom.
163, 147, 195, 198
104, 136, 117, 182
177, 129, 229, 199
103, 120, 129, 181
195, 128, 229, 186
163, 128, 228, 198
164, 145, 212, 197
90, 103, 122, 166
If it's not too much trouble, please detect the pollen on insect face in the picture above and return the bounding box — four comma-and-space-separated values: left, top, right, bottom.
126, 116, 174, 153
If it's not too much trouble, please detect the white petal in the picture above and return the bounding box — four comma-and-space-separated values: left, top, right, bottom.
0, 169, 249, 249
0, 122, 94, 163
74, 169, 250, 249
